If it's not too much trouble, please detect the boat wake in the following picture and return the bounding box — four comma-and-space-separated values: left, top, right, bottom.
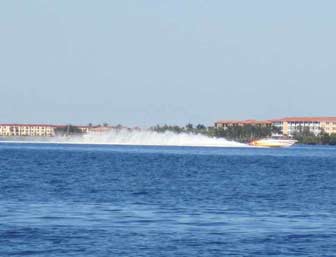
52, 129, 246, 147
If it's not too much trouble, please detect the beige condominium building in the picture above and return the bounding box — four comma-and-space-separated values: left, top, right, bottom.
215, 117, 336, 136
77, 126, 114, 134
0, 124, 116, 137
0, 124, 56, 137
271, 117, 336, 136
214, 119, 273, 128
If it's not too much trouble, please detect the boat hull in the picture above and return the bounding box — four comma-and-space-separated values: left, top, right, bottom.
249, 139, 297, 147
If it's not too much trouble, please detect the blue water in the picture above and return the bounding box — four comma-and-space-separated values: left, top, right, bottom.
1, 143, 336, 256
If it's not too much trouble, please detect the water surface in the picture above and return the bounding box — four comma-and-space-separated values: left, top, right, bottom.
1, 143, 336, 256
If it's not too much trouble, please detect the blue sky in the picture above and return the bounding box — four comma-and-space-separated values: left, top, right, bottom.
0, 1, 335, 126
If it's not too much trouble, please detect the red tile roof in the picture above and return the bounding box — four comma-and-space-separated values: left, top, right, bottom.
216, 117, 336, 125
273, 117, 336, 122
0, 124, 59, 127
215, 119, 272, 125
0, 124, 103, 128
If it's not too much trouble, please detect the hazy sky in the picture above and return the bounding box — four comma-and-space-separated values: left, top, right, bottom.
0, 1, 335, 126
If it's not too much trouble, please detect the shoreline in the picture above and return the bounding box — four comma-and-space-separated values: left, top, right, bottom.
0, 137, 335, 147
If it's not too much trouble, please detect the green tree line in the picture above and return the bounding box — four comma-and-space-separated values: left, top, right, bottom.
54, 125, 83, 136
292, 128, 336, 145
151, 124, 336, 145
151, 123, 279, 143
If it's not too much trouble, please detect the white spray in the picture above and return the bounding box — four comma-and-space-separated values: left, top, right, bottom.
51, 129, 247, 147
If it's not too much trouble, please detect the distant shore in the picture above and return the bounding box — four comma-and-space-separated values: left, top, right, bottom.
1, 122, 336, 145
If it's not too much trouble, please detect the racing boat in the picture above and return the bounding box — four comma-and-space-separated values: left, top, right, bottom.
249, 135, 297, 147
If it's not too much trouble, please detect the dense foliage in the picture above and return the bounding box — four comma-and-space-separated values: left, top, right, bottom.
151, 124, 336, 145
54, 125, 83, 136
293, 128, 336, 145
151, 124, 279, 143
208, 125, 279, 143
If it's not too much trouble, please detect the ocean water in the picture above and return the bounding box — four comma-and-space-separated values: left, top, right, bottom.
1, 143, 336, 256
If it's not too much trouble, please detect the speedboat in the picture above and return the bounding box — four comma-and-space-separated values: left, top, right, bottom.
249, 135, 297, 147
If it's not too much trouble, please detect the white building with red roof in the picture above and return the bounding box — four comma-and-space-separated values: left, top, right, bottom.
271, 117, 336, 136
0, 123, 117, 137
215, 117, 336, 136
0, 124, 57, 137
